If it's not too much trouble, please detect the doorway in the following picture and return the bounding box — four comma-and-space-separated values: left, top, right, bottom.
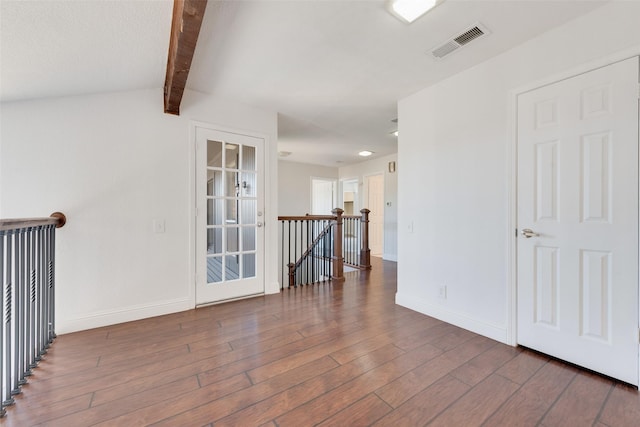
515, 57, 639, 385
311, 178, 337, 215
341, 178, 359, 215
195, 126, 265, 305
365, 173, 384, 257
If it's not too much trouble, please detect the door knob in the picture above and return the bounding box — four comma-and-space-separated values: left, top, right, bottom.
257, 222, 263, 228
521, 228, 539, 238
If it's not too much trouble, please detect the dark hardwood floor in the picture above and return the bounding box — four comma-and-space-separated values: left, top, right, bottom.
1, 258, 638, 426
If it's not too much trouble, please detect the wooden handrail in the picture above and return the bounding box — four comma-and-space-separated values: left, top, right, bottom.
0, 212, 67, 232
277, 215, 336, 221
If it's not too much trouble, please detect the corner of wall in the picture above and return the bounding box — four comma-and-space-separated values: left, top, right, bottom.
395, 292, 508, 344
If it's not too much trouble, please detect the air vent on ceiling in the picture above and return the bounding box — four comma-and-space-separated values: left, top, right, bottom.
430, 23, 490, 59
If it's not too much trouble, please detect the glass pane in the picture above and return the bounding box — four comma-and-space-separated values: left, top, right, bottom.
206, 228, 222, 254
225, 171, 239, 197
241, 172, 256, 197
225, 143, 239, 169
226, 200, 238, 224
240, 200, 256, 224
243, 253, 256, 278
206, 256, 222, 283
226, 255, 240, 280
242, 226, 256, 251
207, 169, 223, 196
207, 199, 224, 225
227, 226, 240, 253
241, 145, 256, 171
207, 140, 222, 168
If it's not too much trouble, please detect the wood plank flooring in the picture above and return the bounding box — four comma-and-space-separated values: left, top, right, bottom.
1, 257, 638, 426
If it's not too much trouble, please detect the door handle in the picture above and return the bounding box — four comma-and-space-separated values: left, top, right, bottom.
521, 228, 539, 238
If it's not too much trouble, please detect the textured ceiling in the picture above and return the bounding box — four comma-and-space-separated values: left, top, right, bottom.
0, 0, 172, 102
1, 0, 607, 166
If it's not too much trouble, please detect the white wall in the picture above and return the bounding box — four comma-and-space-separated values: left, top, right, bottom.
397, 2, 640, 343
278, 160, 338, 216
0, 88, 278, 334
339, 153, 398, 262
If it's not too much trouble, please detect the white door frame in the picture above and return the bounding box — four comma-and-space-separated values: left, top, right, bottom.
189, 121, 274, 307
506, 49, 640, 383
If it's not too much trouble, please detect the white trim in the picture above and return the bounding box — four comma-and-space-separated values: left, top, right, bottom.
263, 128, 279, 295
57, 298, 192, 334
396, 292, 507, 344
187, 122, 197, 308
506, 48, 640, 375
506, 74, 518, 346
510, 45, 640, 97
266, 281, 281, 295
383, 253, 398, 262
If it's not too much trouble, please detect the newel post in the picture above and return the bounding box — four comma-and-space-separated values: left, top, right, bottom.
287, 263, 296, 288
331, 208, 345, 282
360, 208, 371, 270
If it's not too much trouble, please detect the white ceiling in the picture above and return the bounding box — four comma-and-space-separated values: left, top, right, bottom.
1, 0, 606, 166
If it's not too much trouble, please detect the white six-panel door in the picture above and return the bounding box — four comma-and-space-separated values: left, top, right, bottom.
517, 57, 639, 385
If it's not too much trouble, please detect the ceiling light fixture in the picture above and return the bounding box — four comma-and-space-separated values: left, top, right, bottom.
359, 151, 374, 157
390, 0, 438, 23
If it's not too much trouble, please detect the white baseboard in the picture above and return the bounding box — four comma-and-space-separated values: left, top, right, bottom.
56, 298, 193, 334
383, 253, 398, 262
395, 292, 508, 344
265, 281, 281, 295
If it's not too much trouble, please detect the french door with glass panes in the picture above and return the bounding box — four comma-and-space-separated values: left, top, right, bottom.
195, 127, 264, 304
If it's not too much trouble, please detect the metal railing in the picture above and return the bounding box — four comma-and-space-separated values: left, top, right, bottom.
343, 208, 370, 269
278, 208, 370, 289
0, 212, 65, 417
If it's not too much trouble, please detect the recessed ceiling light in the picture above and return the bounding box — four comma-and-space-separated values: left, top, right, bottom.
359, 151, 374, 157
391, 0, 438, 23
278, 151, 292, 157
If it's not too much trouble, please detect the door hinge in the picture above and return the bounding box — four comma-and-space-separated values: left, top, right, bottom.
515, 228, 518, 238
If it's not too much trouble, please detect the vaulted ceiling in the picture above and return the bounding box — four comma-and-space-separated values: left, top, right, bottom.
1, 0, 606, 166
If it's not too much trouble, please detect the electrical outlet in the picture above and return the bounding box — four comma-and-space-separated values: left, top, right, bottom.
438, 285, 447, 299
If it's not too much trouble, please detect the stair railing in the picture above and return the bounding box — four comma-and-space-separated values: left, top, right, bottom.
0, 212, 66, 417
278, 208, 370, 289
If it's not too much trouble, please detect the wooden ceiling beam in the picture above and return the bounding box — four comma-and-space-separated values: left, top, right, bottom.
164, 0, 208, 115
